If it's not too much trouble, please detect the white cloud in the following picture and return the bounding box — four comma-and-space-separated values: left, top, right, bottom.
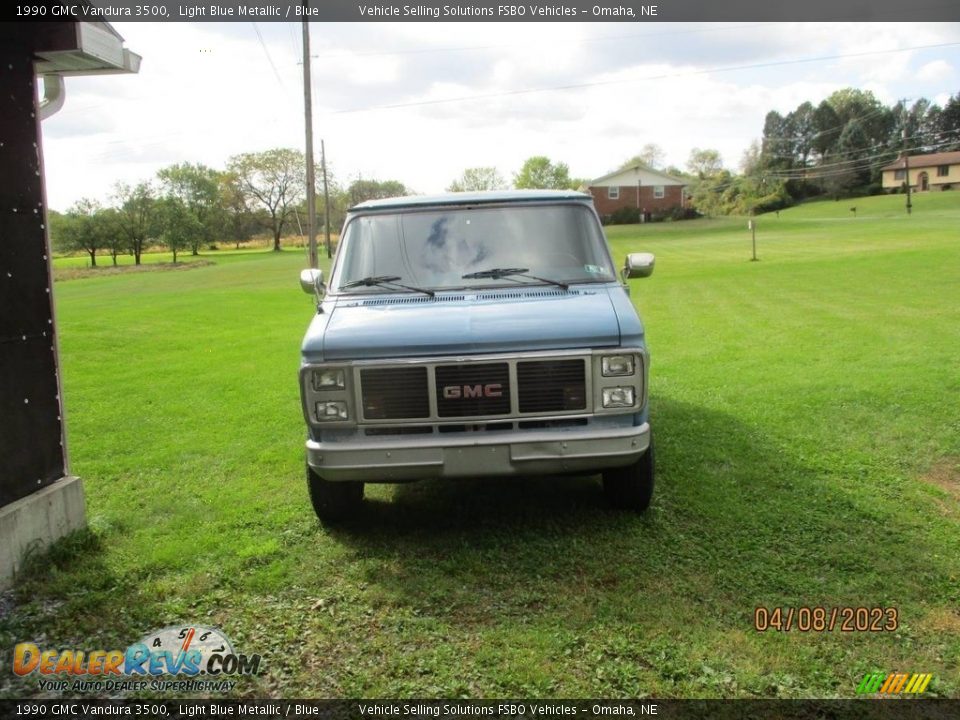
917, 59, 954, 83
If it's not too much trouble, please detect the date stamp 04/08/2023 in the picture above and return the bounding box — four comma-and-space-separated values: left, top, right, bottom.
754, 606, 899, 633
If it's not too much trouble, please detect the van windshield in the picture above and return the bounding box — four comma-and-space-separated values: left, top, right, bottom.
333, 203, 616, 292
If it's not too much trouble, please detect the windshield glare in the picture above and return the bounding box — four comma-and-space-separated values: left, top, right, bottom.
334, 204, 616, 292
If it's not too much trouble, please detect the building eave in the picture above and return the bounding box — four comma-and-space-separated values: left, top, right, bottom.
589, 164, 687, 187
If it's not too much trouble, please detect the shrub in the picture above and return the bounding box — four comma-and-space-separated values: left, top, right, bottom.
668, 207, 701, 221
607, 207, 641, 225
600, 206, 698, 225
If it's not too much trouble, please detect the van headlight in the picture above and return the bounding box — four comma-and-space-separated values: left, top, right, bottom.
602, 387, 635, 408
601, 354, 636, 377
593, 351, 644, 413
303, 365, 353, 425
316, 400, 349, 421
312, 368, 346, 390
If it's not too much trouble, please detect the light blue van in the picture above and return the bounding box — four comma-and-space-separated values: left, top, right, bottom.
298, 190, 655, 521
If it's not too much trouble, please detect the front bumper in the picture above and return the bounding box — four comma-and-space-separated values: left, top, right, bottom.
306, 422, 651, 482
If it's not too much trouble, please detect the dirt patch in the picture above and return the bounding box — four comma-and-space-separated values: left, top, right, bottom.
54, 259, 215, 282
923, 457, 960, 500
916, 606, 960, 634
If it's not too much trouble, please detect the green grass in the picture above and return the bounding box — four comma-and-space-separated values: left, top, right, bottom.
2, 192, 959, 699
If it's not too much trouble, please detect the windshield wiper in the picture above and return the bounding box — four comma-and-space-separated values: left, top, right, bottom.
341, 275, 435, 297
461, 267, 569, 291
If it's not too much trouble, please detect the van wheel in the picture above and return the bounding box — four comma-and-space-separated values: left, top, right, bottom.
307, 464, 363, 522
602, 435, 654, 512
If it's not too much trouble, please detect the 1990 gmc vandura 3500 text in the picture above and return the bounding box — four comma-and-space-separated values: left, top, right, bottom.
298, 190, 655, 522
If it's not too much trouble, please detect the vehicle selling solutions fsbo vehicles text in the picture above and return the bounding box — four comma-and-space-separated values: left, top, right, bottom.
358, 4, 494, 17
356, 5, 657, 18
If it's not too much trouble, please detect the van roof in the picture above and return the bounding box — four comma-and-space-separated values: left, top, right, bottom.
350, 189, 591, 211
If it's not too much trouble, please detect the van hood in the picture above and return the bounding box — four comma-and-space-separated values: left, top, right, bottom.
304, 287, 622, 360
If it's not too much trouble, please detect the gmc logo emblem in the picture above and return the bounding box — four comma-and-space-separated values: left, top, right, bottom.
442, 383, 503, 399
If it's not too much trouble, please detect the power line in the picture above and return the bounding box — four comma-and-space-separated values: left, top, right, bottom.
287, 22, 301, 63
306, 22, 782, 61
763, 128, 960, 164
251, 22, 291, 98
772, 130, 960, 172
756, 139, 960, 183
328, 41, 960, 115
683, 136, 960, 196
761, 104, 903, 143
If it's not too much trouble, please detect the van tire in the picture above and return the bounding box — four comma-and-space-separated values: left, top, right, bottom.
602, 434, 654, 512
307, 464, 363, 522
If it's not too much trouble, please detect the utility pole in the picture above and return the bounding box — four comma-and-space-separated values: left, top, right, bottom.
902, 126, 912, 215
321, 139, 332, 259
302, 9, 318, 267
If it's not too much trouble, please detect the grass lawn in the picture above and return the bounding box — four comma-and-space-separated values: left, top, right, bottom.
1, 192, 959, 698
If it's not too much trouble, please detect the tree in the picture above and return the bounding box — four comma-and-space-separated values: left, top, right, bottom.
826, 89, 891, 141
59, 199, 102, 266
811, 100, 842, 160
298, 160, 350, 235
47, 209, 67, 253
689, 171, 788, 217
513, 156, 578, 190
760, 110, 793, 171
740, 140, 763, 176
817, 119, 871, 197
688, 170, 733, 217
227, 148, 305, 251
155, 197, 203, 263
750, 89, 952, 204
447, 167, 506, 192
822, 89, 894, 183
347, 179, 409, 206
620, 143, 665, 170
323, 186, 351, 235
686, 148, 724, 179
935, 91, 960, 151
787, 101, 817, 168
113, 182, 156, 265
819, 165, 859, 200
156, 162, 221, 255
94, 208, 125, 266
218, 171, 260, 249
905, 98, 942, 154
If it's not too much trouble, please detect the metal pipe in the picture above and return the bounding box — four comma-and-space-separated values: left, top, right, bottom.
38, 75, 65, 120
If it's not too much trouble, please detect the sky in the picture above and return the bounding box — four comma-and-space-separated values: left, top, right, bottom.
40, 20, 960, 211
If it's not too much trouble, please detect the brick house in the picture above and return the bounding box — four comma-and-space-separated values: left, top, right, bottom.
587, 165, 687, 219
881, 150, 960, 192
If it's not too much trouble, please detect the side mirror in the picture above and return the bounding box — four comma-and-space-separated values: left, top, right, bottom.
299, 268, 325, 295
623, 252, 655, 280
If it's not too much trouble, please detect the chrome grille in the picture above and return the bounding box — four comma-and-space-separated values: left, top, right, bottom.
435, 363, 511, 417
360, 367, 429, 420
356, 354, 591, 422
517, 359, 587, 413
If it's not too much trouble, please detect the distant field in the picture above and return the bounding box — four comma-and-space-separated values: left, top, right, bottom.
51, 235, 338, 270
1, 193, 958, 699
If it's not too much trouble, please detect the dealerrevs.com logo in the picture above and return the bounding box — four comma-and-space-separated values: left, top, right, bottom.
13, 625, 261, 693
856, 671, 933, 695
